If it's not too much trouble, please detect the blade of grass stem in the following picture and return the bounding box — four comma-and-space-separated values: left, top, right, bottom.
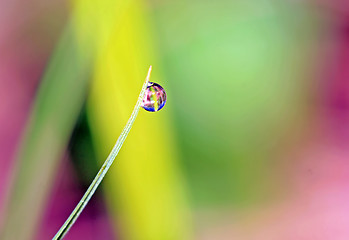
52, 66, 152, 240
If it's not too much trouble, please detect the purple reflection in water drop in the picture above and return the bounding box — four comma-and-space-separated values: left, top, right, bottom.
141, 82, 167, 112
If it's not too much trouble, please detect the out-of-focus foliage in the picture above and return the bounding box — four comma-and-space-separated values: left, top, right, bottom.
0, 26, 91, 240
86, 0, 191, 238
152, 0, 316, 206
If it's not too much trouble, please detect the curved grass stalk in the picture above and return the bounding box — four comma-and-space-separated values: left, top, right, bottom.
52, 66, 152, 240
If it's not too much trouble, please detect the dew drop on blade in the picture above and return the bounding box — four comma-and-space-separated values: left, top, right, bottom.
141, 82, 167, 112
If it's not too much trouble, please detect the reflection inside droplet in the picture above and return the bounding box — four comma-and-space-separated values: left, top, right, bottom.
141, 82, 167, 112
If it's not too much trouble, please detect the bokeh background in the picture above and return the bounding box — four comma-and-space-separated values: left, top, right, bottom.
1, 0, 349, 239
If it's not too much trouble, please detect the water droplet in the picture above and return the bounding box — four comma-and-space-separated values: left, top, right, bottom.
142, 82, 167, 112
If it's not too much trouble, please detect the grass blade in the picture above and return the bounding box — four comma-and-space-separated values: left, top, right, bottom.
52, 66, 152, 240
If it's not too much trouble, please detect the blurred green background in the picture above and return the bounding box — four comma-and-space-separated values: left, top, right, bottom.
1, 0, 349, 239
